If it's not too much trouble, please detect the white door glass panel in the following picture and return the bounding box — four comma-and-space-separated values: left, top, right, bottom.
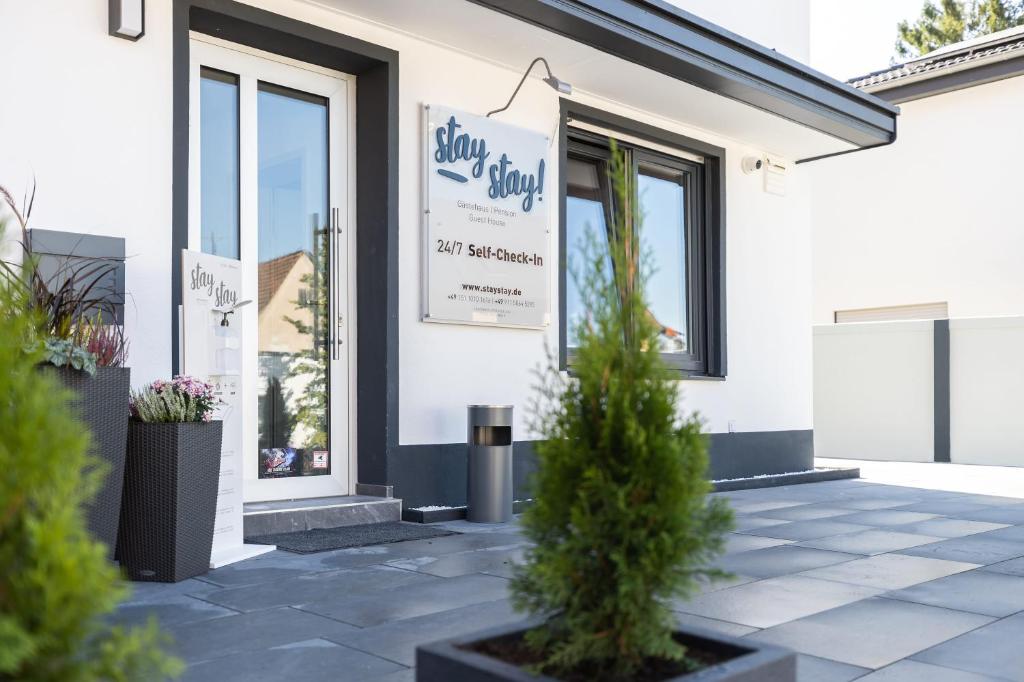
189, 38, 355, 502
256, 82, 330, 481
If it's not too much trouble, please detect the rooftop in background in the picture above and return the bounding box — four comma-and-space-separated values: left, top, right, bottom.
849, 24, 1024, 102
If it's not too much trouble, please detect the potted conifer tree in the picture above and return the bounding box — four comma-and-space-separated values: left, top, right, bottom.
118, 376, 222, 582
416, 146, 796, 681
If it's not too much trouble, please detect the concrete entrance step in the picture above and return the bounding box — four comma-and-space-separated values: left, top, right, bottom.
242, 495, 401, 537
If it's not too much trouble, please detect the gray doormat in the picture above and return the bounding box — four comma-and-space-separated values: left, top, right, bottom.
245, 521, 459, 554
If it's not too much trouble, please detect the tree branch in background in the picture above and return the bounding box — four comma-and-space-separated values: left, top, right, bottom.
896, 0, 1024, 59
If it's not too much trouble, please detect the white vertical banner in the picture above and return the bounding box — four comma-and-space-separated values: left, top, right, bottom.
181, 250, 274, 567
423, 105, 551, 328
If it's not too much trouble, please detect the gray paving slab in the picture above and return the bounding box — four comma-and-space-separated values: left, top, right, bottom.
957, 506, 1024, 525
180, 638, 404, 682
743, 519, 873, 541
168, 606, 361, 663
799, 529, 944, 555
972, 525, 1024, 542
329, 598, 523, 667
758, 504, 860, 521
363, 668, 416, 682
886, 569, 1024, 617
730, 500, 808, 514
201, 565, 441, 612
748, 597, 993, 669
953, 494, 1024, 507
124, 577, 221, 603
298, 573, 511, 627
799, 553, 978, 590
834, 497, 922, 511
893, 500, 997, 516
981, 556, 1024, 577
723, 533, 793, 554
795, 654, 869, 682
378, 531, 529, 557
673, 611, 758, 638
897, 535, 1024, 565
829, 509, 939, 526
673, 574, 881, 629
384, 544, 525, 578
913, 611, 1024, 680
732, 515, 789, 531
896, 518, 1009, 539
855, 659, 1005, 681
110, 594, 237, 629
716, 545, 862, 579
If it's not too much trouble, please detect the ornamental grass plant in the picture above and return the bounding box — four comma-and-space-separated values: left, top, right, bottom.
0, 221, 182, 681
510, 144, 733, 680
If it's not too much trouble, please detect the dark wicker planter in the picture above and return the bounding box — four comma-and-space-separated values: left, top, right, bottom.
118, 420, 223, 582
49, 366, 130, 561
417, 622, 796, 682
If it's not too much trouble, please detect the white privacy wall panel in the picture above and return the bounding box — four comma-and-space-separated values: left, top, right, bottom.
814, 321, 934, 462
950, 317, 1024, 466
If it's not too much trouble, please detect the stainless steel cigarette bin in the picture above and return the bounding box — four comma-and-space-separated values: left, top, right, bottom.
467, 405, 513, 523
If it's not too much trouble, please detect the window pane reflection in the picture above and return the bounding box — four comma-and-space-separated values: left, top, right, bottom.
199, 68, 240, 259
565, 156, 608, 349
639, 166, 688, 353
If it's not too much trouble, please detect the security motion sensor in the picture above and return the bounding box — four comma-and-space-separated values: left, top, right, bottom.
741, 155, 764, 174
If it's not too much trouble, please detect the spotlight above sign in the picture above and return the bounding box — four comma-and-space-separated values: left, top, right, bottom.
486, 57, 572, 118
109, 0, 144, 41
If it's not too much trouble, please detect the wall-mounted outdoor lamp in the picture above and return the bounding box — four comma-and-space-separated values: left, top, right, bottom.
486, 57, 572, 118
109, 0, 145, 41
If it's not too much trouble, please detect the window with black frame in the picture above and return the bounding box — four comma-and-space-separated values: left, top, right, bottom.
564, 131, 708, 374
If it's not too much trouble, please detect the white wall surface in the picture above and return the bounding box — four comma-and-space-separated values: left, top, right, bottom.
811, 76, 1024, 324
813, 321, 934, 462
1, 0, 816, 446
950, 317, 1024, 466
0, 0, 175, 387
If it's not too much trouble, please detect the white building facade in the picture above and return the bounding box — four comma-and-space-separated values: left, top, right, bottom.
0, 0, 896, 507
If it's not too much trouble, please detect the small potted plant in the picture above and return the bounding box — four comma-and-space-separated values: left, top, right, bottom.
118, 376, 222, 582
1, 184, 131, 560
416, 146, 795, 681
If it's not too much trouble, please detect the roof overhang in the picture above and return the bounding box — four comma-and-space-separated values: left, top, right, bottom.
469, 0, 898, 153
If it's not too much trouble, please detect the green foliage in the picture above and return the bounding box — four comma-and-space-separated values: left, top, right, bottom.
896, 0, 1024, 58
0, 223, 183, 680
282, 243, 329, 449
510, 145, 734, 680
41, 337, 98, 376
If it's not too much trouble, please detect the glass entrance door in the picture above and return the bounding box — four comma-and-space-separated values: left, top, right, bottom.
189, 38, 354, 501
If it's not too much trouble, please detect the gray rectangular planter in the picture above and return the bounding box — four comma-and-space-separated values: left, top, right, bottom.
417, 621, 795, 681
117, 420, 223, 582
50, 365, 130, 561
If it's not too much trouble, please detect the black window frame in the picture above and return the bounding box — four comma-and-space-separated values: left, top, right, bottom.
558, 100, 726, 378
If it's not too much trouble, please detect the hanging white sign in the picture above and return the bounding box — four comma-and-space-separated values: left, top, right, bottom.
181, 250, 274, 568
423, 105, 550, 328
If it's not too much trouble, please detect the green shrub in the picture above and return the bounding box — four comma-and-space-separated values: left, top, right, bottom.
0, 222, 182, 681
510, 144, 734, 679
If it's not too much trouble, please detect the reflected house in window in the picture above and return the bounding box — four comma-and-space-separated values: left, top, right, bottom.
256, 250, 326, 476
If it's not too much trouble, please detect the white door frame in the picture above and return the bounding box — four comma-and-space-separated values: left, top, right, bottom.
188, 35, 358, 501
